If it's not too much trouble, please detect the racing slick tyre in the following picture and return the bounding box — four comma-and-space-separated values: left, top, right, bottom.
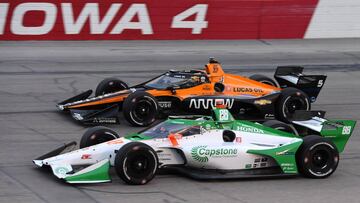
115, 142, 158, 185
80, 126, 120, 148
296, 135, 339, 179
249, 74, 279, 87
123, 92, 159, 127
275, 87, 310, 123
262, 120, 298, 135
95, 78, 129, 96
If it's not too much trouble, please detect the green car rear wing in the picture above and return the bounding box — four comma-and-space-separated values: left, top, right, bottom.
320, 120, 356, 153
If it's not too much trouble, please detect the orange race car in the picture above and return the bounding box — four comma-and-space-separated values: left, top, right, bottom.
57, 58, 326, 126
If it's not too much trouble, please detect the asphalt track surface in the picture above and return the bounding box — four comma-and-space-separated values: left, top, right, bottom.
0, 39, 360, 203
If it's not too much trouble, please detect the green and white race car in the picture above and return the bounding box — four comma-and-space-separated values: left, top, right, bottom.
33, 108, 356, 185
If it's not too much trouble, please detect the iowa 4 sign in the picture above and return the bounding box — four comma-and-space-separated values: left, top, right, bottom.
0, 0, 318, 40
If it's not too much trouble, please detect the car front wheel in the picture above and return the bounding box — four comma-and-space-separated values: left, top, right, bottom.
115, 142, 158, 185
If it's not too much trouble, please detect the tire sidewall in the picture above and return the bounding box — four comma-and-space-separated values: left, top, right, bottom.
296, 136, 339, 178
115, 142, 158, 185
80, 126, 119, 148
276, 87, 310, 123
123, 92, 158, 126
95, 78, 129, 96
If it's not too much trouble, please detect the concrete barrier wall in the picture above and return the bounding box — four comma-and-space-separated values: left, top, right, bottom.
0, 0, 358, 40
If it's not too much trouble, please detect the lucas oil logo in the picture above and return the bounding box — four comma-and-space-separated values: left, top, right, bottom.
189, 98, 234, 109
191, 145, 238, 163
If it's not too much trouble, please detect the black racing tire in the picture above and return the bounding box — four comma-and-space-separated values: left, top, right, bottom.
249, 74, 279, 87
275, 87, 310, 123
262, 120, 298, 135
296, 135, 339, 179
95, 78, 129, 96
115, 142, 158, 185
123, 91, 158, 127
80, 126, 119, 148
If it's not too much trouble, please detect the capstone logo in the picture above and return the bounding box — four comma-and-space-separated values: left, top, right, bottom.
191, 145, 238, 163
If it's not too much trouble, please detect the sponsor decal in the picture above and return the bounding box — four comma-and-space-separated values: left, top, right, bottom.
237, 126, 264, 134
264, 114, 274, 119
212, 65, 219, 73
202, 85, 211, 91
254, 99, 272, 105
157, 153, 173, 161
219, 109, 229, 121
245, 157, 268, 169
54, 167, 70, 176
72, 113, 84, 120
92, 117, 117, 124
275, 149, 295, 156
342, 126, 352, 135
81, 154, 92, 159
173, 74, 186, 78
280, 163, 296, 172
189, 98, 234, 109
235, 137, 242, 143
233, 87, 263, 93
191, 145, 238, 163
0, 1, 318, 41
106, 139, 124, 145
158, 101, 172, 109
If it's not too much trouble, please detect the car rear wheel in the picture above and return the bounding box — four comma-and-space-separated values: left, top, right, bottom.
115, 142, 158, 185
275, 87, 310, 123
249, 74, 279, 87
296, 135, 339, 178
95, 78, 129, 96
80, 126, 119, 148
123, 91, 158, 127
262, 120, 298, 135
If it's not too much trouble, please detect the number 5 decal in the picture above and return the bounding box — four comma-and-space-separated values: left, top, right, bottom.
171, 4, 208, 34
317, 79, 324, 87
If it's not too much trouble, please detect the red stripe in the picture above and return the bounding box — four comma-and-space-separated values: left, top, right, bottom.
0, 0, 319, 40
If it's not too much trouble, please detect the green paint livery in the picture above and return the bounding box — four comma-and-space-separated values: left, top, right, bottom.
248, 140, 303, 174
65, 160, 111, 183
320, 120, 357, 153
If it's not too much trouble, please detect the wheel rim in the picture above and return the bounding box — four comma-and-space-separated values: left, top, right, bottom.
311, 149, 330, 169
283, 95, 308, 119
130, 155, 149, 175
307, 145, 337, 176
124, 150, 156, 180
132, 99, 156, 123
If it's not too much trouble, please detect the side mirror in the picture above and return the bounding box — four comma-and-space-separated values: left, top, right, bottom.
167, 85, 180, 94
223, 130, 236, 142
214, 82, 225, 93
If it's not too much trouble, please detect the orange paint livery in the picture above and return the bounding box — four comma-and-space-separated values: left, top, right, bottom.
57, 58, 326, 126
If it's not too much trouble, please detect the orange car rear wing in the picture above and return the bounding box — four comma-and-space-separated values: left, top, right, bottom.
274, 66, 327, 102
